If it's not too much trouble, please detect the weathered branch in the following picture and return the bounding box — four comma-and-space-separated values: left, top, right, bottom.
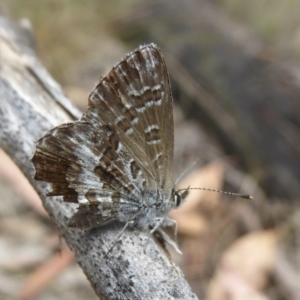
0, 15, 197, 299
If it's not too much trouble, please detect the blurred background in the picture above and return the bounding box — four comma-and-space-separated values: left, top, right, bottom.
1, 0, 300, 299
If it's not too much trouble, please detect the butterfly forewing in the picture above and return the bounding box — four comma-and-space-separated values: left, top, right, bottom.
87, 45, 174, 190
32, 43, 175, 229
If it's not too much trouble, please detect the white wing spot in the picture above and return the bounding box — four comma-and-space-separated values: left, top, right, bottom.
129, 86, 151, 97
154, 99, 162, 106
147, 139, 161, 145
131, 117, 139, 125
125, 127, 134, 135
145, 124, 159, 133
152, 84, 161, 91
152, 152, 162, 163
145, 100, 155, 108
141, 85, 151, 94
136, 106, 146, 113
78, 195, 89, 204
115, 115, 125, 125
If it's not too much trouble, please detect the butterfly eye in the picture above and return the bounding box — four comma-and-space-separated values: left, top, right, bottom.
174, 191, 181, 207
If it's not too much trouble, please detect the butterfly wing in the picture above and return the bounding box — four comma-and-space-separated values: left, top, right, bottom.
87, 44, 174, 191
32, 44, 174, 228
32, 121, 143, 212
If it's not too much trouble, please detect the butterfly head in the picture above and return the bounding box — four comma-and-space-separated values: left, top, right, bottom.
173, 187, 190, 208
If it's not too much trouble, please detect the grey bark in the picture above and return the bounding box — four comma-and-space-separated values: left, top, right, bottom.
0, 15, 197, 300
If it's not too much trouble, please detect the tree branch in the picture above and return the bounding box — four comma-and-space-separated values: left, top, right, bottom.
0, 15, 197, 299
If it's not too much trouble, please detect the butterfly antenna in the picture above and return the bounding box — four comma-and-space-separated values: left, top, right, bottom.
177, 187, 253, 200
175, 158, 200, 185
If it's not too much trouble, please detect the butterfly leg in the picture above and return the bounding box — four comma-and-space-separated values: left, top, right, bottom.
150, 217, 165, 234
162, 218, 178, 243
149, 218, 182, 254
149, 217, 177, 237
144, 217, 164, 246
156, 228, 182, 255
104, 220, 134, 258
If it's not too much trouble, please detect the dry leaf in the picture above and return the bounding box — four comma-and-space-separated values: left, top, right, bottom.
177, 160, 225, 211
169, 161, 225, 236
207, 230, 279, 300
19, 247, 74, 300
0, 149, 47, 217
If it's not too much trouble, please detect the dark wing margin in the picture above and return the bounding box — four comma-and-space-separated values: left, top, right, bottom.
32, 146, 79, 203
32, 123, 81, 203
31, 121, 144, 204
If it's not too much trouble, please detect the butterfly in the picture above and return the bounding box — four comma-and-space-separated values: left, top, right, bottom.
31, 44, 189, 251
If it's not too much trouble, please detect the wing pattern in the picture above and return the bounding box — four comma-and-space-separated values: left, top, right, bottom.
32, 44, 175, 228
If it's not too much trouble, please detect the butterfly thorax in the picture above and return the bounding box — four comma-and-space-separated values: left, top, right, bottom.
133, 188, 177, 228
